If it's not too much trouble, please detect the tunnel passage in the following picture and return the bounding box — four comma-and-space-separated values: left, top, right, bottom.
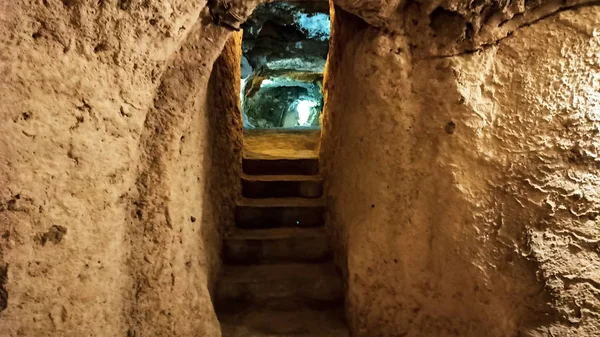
212, 2, 349, 336
2, 0, 600, 337
239, 1, 330, 129
215, 128, 348, 337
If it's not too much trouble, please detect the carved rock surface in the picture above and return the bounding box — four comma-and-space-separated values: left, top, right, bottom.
334, 0, 600, 56
1, 0, 599, 336
0, 1, 248, 336
322, 5, 600, 337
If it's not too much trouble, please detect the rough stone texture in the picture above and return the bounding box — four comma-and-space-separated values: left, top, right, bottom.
322, 4, 600, 337
242, 0, 330, 72
333, 0, 600, 56
0, 1, 247, 336
2, 0, 600, 336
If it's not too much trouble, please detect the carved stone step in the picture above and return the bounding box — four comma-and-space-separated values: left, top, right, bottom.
218, 307, 349, 337
216, 263, 343, 311
235, 198, 325, 229
243, 157, 319, 176
223, 227, 331, 264
242, 174, 323, 198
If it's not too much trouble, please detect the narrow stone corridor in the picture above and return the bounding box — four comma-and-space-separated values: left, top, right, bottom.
215, 129, 348, 337
3, 1, 600, 336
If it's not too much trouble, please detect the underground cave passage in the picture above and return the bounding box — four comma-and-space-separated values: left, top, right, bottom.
239, 1, 330, 129
213, 2, 344, 336
3, 0, 600, 336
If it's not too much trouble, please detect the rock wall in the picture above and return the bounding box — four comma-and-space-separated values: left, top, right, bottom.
333, 0, 599, 56
0, 1, 248, 336
203, 31, 244, 288
322, 4, 600, 337
2, 0, 599, 336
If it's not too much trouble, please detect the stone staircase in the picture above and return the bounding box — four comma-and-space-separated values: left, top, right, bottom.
216, 136, 348, 337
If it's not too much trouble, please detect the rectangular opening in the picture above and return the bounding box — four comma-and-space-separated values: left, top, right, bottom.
239, 1, 331, 130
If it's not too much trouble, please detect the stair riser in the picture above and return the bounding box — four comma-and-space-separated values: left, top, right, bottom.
218, 308, 349, 337
224, 236, 331, 264
243, 158, 319, 175
242, 179, 323, 198
236, 206, 324, 229
217, 297, 344, 313
217, 280, 343, 310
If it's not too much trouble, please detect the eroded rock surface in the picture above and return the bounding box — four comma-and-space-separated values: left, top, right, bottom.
334, 0, 600, 56
0, 1, 248, 336
1, 0, 599, 336
322, 5, 600, 337
242, 0, 330, 72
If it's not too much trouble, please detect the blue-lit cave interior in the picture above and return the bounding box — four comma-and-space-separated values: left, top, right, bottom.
240, 1, 330, 129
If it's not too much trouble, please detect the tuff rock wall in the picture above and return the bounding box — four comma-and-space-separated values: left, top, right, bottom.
0, 1, 249, 336
321, 3, 600, 337
1, 0, 599, 336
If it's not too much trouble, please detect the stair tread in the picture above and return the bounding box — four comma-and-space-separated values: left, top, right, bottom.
242, 173, 322, 181
226, 227, 327, 241
219, 308, 348, 337
221, 263, 339, 282
242, 128, 320, 160
238, 197, 325, 207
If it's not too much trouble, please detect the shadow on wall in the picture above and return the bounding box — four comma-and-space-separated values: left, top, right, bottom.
202, 32, 244, 297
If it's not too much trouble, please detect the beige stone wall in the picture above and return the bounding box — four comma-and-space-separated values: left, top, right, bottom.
0, 1, 246, 336
2, 0, 599, 336
322, 5, 600, 337
333, 0, 599, 56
